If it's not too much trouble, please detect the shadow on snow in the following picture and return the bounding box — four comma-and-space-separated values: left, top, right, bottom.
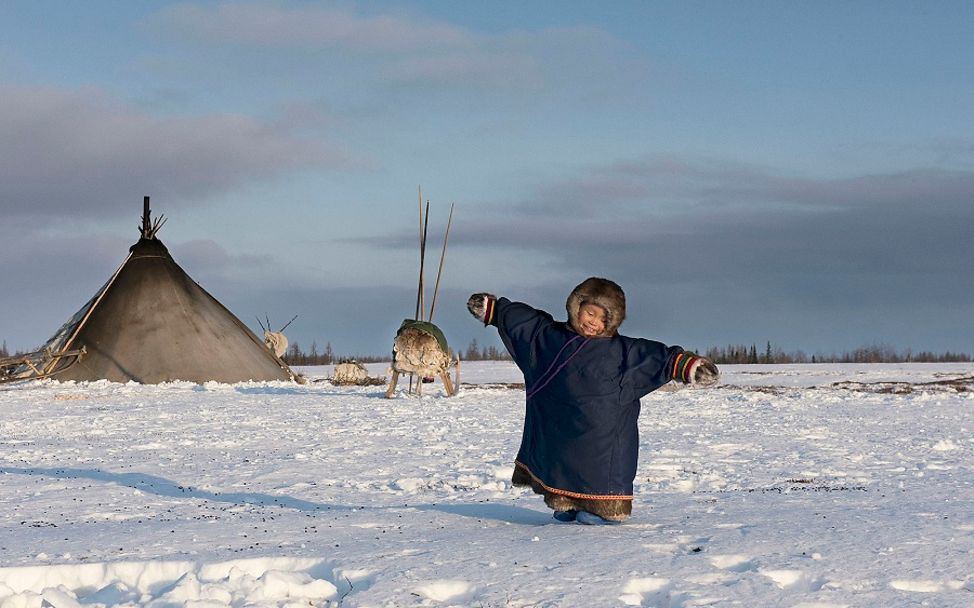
1, 466, 551, 525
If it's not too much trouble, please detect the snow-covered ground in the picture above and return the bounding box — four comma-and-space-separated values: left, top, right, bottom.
1, 362, 972, 607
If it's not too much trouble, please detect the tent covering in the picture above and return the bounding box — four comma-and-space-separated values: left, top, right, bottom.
41, 236, 297, 384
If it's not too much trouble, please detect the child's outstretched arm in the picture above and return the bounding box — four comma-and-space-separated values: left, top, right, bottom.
466, 293, 556, 371
627, 342, 720, 396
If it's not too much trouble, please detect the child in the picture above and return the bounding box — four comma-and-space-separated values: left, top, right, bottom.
467, 277, 719, 524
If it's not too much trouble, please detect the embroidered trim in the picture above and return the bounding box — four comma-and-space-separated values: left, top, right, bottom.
484, 297, 496, 325
671, 352, 699, 383
514, 461, 633, 501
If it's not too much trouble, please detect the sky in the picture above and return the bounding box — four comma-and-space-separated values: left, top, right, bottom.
2, 1, 973, 358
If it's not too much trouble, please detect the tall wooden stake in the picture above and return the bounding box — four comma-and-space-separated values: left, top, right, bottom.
417, 200, 430, 321
414, 187, 424, 320
411, 187, 425, 395
428, 202, 454, 322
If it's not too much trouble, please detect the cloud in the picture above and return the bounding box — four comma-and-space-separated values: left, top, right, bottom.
146, 4, 637, 93
151, 3, 472, 53
520, 157, 974, 215
359, 157, 974, 331
386, 52, 542, 88
0, 85, 348, 218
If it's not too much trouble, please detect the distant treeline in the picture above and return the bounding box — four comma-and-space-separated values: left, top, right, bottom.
274, 339, 971, 365
1, 339, 968, 366
281, 341, 388, 366
703, 342, 971, 364
461, 339, 513, 362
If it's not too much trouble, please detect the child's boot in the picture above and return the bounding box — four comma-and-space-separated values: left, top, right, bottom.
553, 510, 578, 522
576, 511, 621, 525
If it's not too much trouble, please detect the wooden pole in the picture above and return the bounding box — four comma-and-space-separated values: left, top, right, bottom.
428, 202, 454, 322
455, 353, 461, 395
418, 200, 430, 321
142, 196, 151, 238
414, 187, 424, 320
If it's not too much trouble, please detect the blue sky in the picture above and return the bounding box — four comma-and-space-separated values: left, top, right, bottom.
2, 1, 973, 358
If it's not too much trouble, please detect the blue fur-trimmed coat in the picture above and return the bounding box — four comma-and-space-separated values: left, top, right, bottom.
490, 297, 685, 501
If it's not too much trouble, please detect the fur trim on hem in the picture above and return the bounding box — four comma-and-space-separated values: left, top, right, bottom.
512, 463, 632, 522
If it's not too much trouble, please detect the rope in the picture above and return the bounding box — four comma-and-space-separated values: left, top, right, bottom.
526, 336, 590, 400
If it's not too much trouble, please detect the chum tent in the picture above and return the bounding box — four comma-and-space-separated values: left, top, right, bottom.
21, 198, 298, 384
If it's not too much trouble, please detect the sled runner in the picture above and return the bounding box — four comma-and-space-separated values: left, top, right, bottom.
0, 347, 86, 384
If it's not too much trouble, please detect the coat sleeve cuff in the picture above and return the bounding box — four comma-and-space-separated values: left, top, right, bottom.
670, 351, 701, 384
483, 296, 497, 326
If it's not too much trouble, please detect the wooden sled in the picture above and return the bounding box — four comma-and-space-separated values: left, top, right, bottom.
385, 193, 459, 398
385, 321, 460, 398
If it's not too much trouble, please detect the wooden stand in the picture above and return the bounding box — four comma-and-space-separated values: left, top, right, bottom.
385, 365, 458, 398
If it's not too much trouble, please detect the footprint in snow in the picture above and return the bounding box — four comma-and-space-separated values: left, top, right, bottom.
890, 579, 967, 593
713, 522, 750, 533
640, 541, 682, 554
709, 554, 757, 572
413, 580, 477, 603
686, 571, 736, 585
331, 567, 375, 595
759, 568, 825, 591
618, 577, 670, 607
636, 534, 708, 555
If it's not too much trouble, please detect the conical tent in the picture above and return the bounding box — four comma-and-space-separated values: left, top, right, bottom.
38, 207, 297, 384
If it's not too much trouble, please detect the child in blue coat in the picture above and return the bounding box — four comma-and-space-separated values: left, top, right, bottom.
467, 277, 719, 524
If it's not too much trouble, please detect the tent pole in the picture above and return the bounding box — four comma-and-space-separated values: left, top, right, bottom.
418, 200, 430, 321
428, 202, 454, 322
142, 196, 150, 237
414, 187, 424, 320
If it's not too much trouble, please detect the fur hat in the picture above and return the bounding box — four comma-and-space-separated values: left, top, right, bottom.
566, 277, 626, 337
